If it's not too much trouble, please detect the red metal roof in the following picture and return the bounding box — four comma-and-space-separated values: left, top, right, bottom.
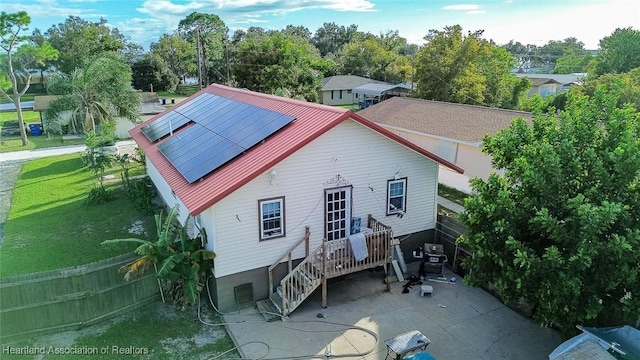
130, 84, 464, 216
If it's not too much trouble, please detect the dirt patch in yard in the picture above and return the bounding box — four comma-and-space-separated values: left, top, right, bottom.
6, 300, 235, 360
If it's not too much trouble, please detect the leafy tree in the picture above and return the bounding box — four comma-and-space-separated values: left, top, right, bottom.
103, 206, 215, 308
553, 48, 592, 73
537, 37, 586, 66
582, 67, 640, 110
312, 22, 360, 57
593, 27, 640, 76
283, 25, 312, 40
43, 16, 130, 74
338, 33, 413, 83
233, 31, 331, 101
458, 89, 640, 335
131, 53, 179, 92
150, 33, 196, 84
413, 25, 527, 108
178, 12, 227, 86
44, 53, 139, 135
0, 11, 58, 146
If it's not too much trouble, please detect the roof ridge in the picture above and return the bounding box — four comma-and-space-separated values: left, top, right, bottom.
391, 96, 532, 116
209, 83, 348, 115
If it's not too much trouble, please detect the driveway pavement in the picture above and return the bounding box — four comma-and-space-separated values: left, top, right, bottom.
222, 262, 562, 360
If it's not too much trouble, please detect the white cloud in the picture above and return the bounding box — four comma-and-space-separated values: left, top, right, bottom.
1, 0, 102, 19
442, 4, 481, 11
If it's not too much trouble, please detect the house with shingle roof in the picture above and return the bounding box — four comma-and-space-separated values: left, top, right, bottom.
319, 75, 388, 106
130, 84, 463, 313
359, 97, 532, 190
516, 73, 586, 96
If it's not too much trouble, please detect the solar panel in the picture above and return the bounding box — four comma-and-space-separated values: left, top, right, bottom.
141, 93, 227, 142
155, 94, 295, 183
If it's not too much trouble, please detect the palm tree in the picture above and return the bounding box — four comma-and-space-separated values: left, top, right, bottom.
44, 52, 140, 135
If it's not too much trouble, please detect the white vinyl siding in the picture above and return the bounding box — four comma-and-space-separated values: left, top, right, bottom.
205, 119, 439, 277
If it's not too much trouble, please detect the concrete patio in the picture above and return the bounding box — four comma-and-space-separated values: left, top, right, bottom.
222, 262, 562, 359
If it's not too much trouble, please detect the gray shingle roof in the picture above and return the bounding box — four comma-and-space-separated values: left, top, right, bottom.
321, 75, 387, 91
358, 97, 532, 144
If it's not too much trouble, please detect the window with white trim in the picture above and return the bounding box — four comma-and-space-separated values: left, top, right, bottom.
387, 178, 407, 215
259, 197, 285, 240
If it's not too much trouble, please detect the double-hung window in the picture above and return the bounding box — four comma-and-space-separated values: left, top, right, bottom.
387, 178, 407, 215
259, 197, 285, 240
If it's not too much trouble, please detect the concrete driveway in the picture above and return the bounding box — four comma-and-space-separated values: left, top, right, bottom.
222, 262, 561, 360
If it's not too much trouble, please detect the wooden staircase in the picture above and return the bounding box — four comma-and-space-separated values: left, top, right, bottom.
259, 216, 393, 319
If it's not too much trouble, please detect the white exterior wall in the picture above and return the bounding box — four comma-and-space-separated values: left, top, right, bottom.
147, 159, 192, 227
380, 124, 499, 183
319, 90, 356, 106
206, 119, 439, 278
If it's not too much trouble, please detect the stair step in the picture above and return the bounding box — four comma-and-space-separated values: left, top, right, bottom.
256, 299, 282, 322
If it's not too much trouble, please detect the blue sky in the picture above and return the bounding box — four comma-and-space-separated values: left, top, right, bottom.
2, 0, 639, 50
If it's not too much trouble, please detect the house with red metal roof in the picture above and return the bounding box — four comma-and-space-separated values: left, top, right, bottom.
130, 84, 463, 315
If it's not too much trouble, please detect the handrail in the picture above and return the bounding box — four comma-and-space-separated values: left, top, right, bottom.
268, 226, 310, 273
268, 226, 310, 304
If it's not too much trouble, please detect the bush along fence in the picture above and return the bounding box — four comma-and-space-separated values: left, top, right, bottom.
0, 254, 159, 341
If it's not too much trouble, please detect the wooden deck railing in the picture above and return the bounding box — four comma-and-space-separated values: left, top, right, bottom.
318, 215, 393, 279
266, 216, 393, 315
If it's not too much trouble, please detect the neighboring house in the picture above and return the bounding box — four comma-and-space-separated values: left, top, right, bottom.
358, 97, 532, 190
516, 73, 586, 95
130, 84, 463, 313
33, 93, 166, 138
525, 77, 562, 97
319, 75, 387, 106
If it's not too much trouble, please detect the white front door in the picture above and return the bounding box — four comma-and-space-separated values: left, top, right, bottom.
325, 187, 352, 241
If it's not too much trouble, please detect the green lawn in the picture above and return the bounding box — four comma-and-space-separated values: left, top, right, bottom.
438, 183, 470, 206
0, 153, 156, 277
0, 93, 39, 104
0, 109, 41, 124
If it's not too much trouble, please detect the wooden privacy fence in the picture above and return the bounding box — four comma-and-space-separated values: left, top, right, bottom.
0, 254, 159, 341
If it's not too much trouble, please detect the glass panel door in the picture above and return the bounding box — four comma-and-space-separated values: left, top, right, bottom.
325, 187, 351, 241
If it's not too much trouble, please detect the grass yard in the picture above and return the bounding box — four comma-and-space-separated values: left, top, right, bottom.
0, 93, 39, 104
0, 109, 40, 124
6, 300, 238, 360
0, 110, 87, 153
0, 153, 156, 277
438, 183, 470, 206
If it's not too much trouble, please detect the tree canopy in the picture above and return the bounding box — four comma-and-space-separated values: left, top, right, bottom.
458, 89, 640, 334
232, 31, 331, 101
592, 27, 640, 76
0, 11, 58, 146
413, 25, 528, 109
178, 12, 227, 86
43, 16, 130, 74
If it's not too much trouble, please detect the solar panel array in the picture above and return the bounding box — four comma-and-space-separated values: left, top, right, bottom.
150, 93, 295, 183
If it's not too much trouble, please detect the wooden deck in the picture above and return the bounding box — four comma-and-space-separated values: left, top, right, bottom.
267, 215, 393, 316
